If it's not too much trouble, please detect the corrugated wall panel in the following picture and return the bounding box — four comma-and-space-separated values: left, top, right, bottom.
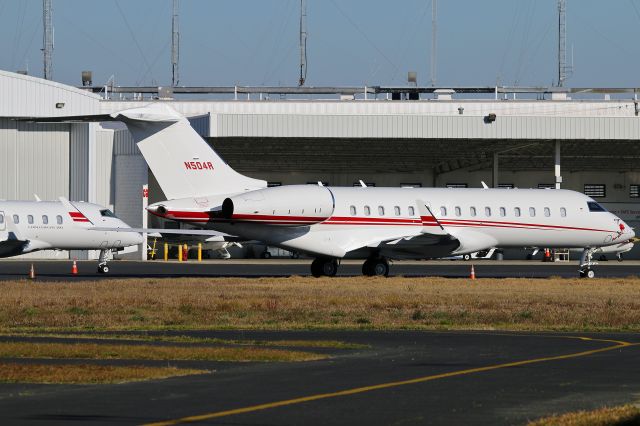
16, 122, 69, 200
0, 119, 18, 199
69, 123, 89, 201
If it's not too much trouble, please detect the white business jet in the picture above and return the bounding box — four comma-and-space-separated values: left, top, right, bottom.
0, 197, 142, 273
63, 104, 636, 278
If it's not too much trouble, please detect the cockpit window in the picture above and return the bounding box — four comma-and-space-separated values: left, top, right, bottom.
587, 202, 606, 212
100, 209, 116, 218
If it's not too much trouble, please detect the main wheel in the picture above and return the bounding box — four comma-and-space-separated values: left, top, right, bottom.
362, 259, 374, 276
311, 258, 338, 277
370, 259, 389, 277
311, 258, 323, 277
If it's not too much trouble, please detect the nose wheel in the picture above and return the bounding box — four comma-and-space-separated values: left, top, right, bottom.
97, 249, 111, 274
362, 256, 389, 277
311, 258, 338, 277
578, 248, 597, 279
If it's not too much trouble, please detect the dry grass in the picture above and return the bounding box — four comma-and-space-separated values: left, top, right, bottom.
0, 341, 324, 362
527, 404, 640, 426
0, 362, 207, 384
0, 333, 367, 349
1, 277, 639, 331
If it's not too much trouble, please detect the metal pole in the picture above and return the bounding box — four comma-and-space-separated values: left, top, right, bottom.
555, 140, 562, 189
42, 0, 53, 80
299, 0, 307, 86
557, 0, 566, 87
172, 0, 180, 86
430, 0, 437, 87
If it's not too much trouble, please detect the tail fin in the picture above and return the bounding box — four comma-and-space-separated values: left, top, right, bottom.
111, 104, 266, 200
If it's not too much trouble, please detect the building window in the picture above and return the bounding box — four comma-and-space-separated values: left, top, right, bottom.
446, 183, 468, 188
544, 207, 551, 217
630, 185, 639, 198
455, 206, 461, 217
400, 183, 422, 188
498, 184, 514, 189
485, 207, 491, 217
408, 206, 415, 216
350, 206, 356, 216
394, 206, 401, 216
584, 184, 606, 198
529, 207, 536, 217
440, 206, 447, 216
13, 215, 19, 224
27, 215, 34, 224
267, 182, 282, 187
560, 207, 567, 217
378, 206, 385, 216
470, 207, 477, 217
42, 215, 48, 224
0, 214, 3, 224
514, 207, 521, 217
364, 206, 371, 216
499, 207, 506, 217
56, 215, 63, 224
538, 184, 555, 189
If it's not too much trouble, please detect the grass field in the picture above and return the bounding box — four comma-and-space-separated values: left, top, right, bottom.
527, 404, 640, 426
0, 276, 638, 331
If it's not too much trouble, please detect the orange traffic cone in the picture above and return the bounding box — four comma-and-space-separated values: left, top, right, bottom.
71, 259, 78, 275
470, 264, 476, 280
29, 263, 35, 280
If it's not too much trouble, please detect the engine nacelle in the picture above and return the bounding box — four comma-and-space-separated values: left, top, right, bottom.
222, 185, 334, 226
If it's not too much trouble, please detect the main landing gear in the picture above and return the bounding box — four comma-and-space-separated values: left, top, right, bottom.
579, 248, 597, 278
311, 257, 338, 277
97, 249, 110, 274
362, 256, 389, 277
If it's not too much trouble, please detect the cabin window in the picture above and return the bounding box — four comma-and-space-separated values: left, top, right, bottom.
12, 215, 19, 224
514, 207, 521, 217
560, 207, 567, 217
408, 206, 415, 216
378, 206, 385, 216
0, 214, 3, 224
529, 207, 536, 217
42, 215, 48, 224
350, 205, 356, 216
485, 207, 491, 217
440, 206, 447, 216
394, 206, 401, 216
470, 207, 477, 217
544, 207, 551, 217
27, 215, 34, 224
499, 207, 506, 217
56, 215, 63, 224
364, 206, 371, 216
455, 206, 461, 217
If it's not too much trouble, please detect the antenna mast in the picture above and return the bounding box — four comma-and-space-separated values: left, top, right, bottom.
430, 0, 437, 87
557, 0, 567, 86
172, 0, 180, 87
42, 0, 53, 80
299, 0, 307, 86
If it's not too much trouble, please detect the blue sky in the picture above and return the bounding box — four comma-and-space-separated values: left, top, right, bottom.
1, 0, 639, 88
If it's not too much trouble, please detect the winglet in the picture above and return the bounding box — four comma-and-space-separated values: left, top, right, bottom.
33, 194, 41, 202
59, 197, 94, 226
359, 180, 367, 187
481, 181, 489, 189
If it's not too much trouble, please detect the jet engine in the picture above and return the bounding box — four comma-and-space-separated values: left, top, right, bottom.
221, 185, 334, 226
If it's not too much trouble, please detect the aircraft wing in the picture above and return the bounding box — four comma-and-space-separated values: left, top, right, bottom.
89, 227, 237, 239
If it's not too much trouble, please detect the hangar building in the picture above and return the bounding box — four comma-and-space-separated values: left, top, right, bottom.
1, 70, 639, 259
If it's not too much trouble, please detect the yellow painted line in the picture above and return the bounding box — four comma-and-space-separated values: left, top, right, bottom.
143, 337, 637, 426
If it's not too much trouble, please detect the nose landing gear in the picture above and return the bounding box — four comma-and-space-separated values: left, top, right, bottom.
579, 248, 597, 278
97, 249, 111, 274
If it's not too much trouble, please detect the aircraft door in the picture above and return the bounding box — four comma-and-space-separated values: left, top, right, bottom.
0, 211, 5, 231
